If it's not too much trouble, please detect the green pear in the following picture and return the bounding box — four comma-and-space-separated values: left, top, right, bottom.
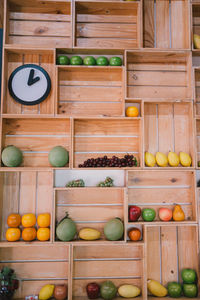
194, 34, 200, 49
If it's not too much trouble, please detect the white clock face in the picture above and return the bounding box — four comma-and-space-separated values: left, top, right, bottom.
8, 64, 51, 106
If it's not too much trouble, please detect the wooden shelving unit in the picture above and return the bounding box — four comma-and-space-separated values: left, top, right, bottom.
0, 0, 199, 299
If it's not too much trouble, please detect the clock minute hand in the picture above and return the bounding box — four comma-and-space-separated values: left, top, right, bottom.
28, 69, 40, 86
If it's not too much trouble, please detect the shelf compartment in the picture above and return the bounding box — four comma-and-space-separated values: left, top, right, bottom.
126, 51, 192, 101
54, 187, 125, 242
72, 244, 144, 299
195, 119, 200, 167
0, 245, 69, 299
4, 0, 72, 47
1, 118, 71, 168
0, 171, 53, 243
143, 0, 190, 49
127, 170, 197, 223
144, 102, 194, 167
146, 225, 199, 298
192, 3, 200, 50
57, 66, 124, 117
2, 48, 55, 115
74, 1, 141, 49
73, 118, 142, 168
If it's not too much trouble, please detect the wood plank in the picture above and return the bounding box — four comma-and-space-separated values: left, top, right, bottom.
77, 14, 137, 23
9, 36, 71, 48
161, 227, 178, 285
156, 0, 170, 48
128, 86, 190, 99
59, 86, 122, 101
19, 172, 36, 215
74, 119, 140, 136
10, 12, 70, 22
22, 153, 53, 168
76, 38, 137, 49
59, 102, 123, 117
74, 260, 142, 278
76, 23, 137, 39
73, 244, 142, 260
128, 63, 187, 72
10, 20, 71, 37
158, 104, 174, 153
144, 103, 157, 154
0, 0, 3, 28
37, 171, 53, 214
143, 0, 154, 48
147, 227, 161, 282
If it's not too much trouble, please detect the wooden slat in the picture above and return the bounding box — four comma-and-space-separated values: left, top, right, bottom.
143, 0, 154, 48
77, 14, 137, 23
59, 86, 122, 102
75, 137, 139, 152
10, 12, 70, 21
158, 104, 174, 153
128, 86, 190, 99
19, 172, 36, 214
76, 38, 137, 49
22, 153, 53, 168
8, 36, 71, 47
128, 63, 187, 72
156, 0, 170, 48
37, 171, 53, 214
59, 102, 123, 117
147, 227, 161, 282
74, 260, 141, 278
144, 103, 157, 154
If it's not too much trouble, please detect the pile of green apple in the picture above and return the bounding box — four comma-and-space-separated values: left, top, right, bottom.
57, 55, 122, 66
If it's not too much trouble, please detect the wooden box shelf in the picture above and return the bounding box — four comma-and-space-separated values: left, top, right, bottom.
0, 245, 69, 298
1, 48, 55, 115
0, 171, 53, 244
127, 170, 197, 224
74, 1, 141, 49
4, 0, 72, 48
57, 66, 124, 117
192, 3, 200, 50
73, 118, 142, 168
195, 119, 200, 168
1, 118, 71, 168
54, 187, 125, 242
143, 0, 190, 49
72, 244, 145, 299
126, 51, 192, 101
146, 225, 199, 299
144, 102, 194, 168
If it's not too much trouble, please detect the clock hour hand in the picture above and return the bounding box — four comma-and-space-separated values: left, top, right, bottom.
27, 69, 40, 86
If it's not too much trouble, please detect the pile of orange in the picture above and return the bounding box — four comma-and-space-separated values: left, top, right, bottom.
6, 213, 50, 242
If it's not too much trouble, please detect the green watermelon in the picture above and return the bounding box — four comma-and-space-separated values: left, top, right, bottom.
48, 146, 69, 167
104, 218, 124, 241
1, 146, 23, 167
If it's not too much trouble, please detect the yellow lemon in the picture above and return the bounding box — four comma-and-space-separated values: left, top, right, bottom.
179, 152, 192, 167
168, 152, 180, 167
156, 152, 168, 167
145, 152, 156, 167
39, 285, 54, 300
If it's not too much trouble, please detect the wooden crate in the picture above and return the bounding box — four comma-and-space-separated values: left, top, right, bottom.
1, 48, 55, 115
0, 171, 53, 244
72, 244, 145, 300
126, 50, 192, 101
192, 3, 200, 50
73, 118, 142, 168
143, 0, 190, 49
146, 225, 199, 299
144, 102, 195, 168
127, 170, 197, 224
4, 0, 72, 48
57, 66, 124, 117
0, 245, 69, 298
74, 1, 141, 49
1, 118, 71, 168
54, 187, 125, 242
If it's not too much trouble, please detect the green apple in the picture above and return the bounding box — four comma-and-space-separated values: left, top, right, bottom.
183, 284, 198, 298
70, 56, 83, 65
167, 282, 182, 298
57, 55, 70, 65
181, 269, 197, 284
142, 208, 156, 222
83, 56, 96, 66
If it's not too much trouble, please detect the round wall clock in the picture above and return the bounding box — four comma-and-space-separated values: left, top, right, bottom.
8, 64, 51, 106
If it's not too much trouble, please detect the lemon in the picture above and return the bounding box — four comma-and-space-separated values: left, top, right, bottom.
145, 152, 156, 167
156, 152, 168, 167
147, 279, 167, 297
179, 152, 192, 167
118, 285, 141, 298
39, 284, 54, 300
168, 151, 180, 167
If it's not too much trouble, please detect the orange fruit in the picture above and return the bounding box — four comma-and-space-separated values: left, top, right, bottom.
22, 213, 36, 227
37, 228, 50, 241
37, 213, 50, 228
7, 213, 21, 227
22, 227, 37, 241
126, 106, 139, 117
6, 228, 21, 242
128, 228, 141, 241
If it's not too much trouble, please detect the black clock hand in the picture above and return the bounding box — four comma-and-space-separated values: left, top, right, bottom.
27, 69, 40, 86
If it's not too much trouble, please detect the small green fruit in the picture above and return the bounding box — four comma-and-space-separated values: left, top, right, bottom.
57, 56, 70, 65
167, 282, 182, 298
96, 56, 109, 66
1, 146, 23, 167
142, 208, 156, 222
83, 56, 96, 66
70, 56, 83, 65
181, 269, 197, 284
48, 146, 69, 167
109, 57, 122, 66
183, 284, 198, 298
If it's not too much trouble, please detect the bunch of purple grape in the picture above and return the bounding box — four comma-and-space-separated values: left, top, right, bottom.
79, 154, 137, 168
0, 267, 19, 300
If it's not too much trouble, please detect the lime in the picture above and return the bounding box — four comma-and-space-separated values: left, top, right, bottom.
57, 55, 70, 65
167, 282, 182, 298
70, 56, 83, 65
83, 56, 96, 66
96, 56, 109, 66
142, 208, 156, 222
183, 284, 198, 298
109, 57, 122, 66
181, 269, 197, 284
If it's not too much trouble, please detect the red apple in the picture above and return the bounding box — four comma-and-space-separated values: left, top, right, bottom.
86, 282, 100, 299
129, 206, 141, 222
159, 208, 173, 221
